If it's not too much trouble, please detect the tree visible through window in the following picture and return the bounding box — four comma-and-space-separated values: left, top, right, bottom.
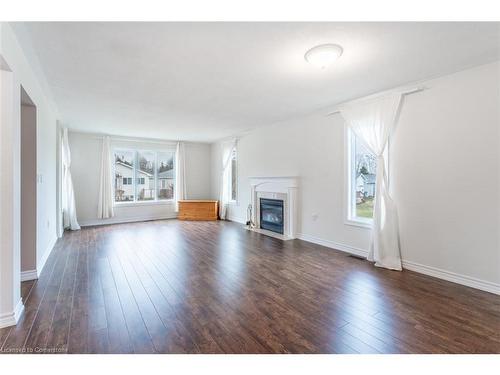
114, 149, 175, 203
350, 130, 377, 221
137, 151, 155, 201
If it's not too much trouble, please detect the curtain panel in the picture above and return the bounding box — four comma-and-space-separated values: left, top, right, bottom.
174, 142, 187, 212
219, 139, 238, 220
97, 135, 114, 219
339, 93, 403, 270
61, 128, 81, 230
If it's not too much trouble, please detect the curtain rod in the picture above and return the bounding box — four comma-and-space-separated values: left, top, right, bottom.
110, 135, 178, 145
326, 87, 425, 117
67, 130, 208, 146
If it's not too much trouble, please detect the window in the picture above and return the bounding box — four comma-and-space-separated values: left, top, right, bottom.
114, 151, 135, 202
229, 147, 237, 202
347, 129, 378, 225
114, 149, 175, 204
157, 151, 175, 200
136, 151, 155, 201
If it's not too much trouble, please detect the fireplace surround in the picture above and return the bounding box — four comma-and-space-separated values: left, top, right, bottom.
249, 176, 299, 240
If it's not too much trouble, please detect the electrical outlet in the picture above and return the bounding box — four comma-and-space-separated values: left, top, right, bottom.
312, 213, 319, 221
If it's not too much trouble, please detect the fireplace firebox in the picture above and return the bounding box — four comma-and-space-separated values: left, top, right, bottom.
259, 198, 284, 234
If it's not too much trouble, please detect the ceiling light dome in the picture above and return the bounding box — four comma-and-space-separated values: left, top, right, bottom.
304, 44, 343, 69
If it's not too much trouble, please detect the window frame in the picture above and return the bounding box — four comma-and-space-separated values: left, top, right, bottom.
156, 150, 177, 202
344, 126, 388, 229
135, 150, 156, 203
113, 147, 176, 206
228, 145, 238, 205
113, 149, 136, 203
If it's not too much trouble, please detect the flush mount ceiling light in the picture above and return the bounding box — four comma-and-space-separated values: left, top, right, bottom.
304, 44, 343, 69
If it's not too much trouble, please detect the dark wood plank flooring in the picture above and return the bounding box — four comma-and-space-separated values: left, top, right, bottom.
1, 219, 499, 353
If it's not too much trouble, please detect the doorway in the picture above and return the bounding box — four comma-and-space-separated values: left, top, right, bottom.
20, 86, 37, 280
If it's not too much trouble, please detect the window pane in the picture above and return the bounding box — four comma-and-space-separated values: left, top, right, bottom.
354, 135, 377, 219
230, 149, 237, 201
115, 150, 135, 202
137, 151, 155, 201
157, 151, 174, 200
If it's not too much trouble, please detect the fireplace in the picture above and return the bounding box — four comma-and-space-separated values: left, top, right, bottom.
249, 176, 298, 239
259, 198, 284, 234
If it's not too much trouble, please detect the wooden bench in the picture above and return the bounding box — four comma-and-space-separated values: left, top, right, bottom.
178, 200, 218, 221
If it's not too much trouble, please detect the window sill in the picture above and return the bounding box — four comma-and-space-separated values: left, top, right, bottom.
228, 200, 239, 206
114, 200, 175, 208
344, 218, 373, 229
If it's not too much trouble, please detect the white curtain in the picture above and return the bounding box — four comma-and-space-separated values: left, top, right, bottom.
219, 139, 238, 220
61, 128, 80, 230
174, 142, 187, 212
97, 136, 114, 219
339, 93, 403, 270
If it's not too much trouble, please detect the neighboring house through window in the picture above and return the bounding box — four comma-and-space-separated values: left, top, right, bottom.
157, 151, 175, 200
114, 149, 175, 203
346, 128, 380, 226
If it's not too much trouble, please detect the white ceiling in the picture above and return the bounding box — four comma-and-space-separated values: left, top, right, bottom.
18, 22, 500, 142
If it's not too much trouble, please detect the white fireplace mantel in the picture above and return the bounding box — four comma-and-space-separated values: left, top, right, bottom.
249, 176, 299, 240
249, 176, 299, 189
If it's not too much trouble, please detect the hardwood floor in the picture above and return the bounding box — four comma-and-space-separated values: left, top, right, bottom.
1, 219, 499, 354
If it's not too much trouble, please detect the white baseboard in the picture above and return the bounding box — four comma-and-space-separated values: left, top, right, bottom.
37, 234, 58, 278
14, 298, 24, 322
0, 298, 24, 329
79, 214, 178, 227
297, 233, 369, 259
21, 269, 38, 282
0, 311, 16, 329
297, 232, 499, 296
227, 215, 246, 225
402, 260, 500, 295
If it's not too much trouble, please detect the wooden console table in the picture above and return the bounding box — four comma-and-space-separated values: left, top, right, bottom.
178, 200, 219, 221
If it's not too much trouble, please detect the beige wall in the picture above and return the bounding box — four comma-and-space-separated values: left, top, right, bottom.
21, 103, 37, 272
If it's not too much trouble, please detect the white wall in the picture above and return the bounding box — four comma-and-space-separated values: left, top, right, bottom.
0, 65, 22, 327
391, 62, 500, 287
1, 24, 60, 272
21, 104, 37, 272
69, 131, 212, 226
185, 142, 212, 200
1, 23, 60, 326
212, 62, 500, 291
